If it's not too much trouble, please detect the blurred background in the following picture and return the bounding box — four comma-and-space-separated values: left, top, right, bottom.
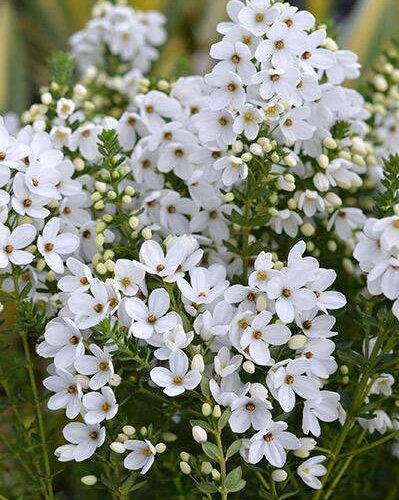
1, 0, 399, 115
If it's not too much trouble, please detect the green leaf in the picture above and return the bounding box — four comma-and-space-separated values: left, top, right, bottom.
226, 466, 246, 492
196, 482, 218, 494
200, 376, 211, 398
226, 439, 242, 460
202, 442, 222, 461
218, 408, 231, 432
49, 51, 74, 88
190, 419, 213, 433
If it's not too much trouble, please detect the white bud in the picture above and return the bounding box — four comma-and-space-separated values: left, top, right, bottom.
212, 469, 221, 481
243, 360, 255, 374
95, 234, 105, 248
191, 354, 205, 373
33, 120, 46, 133
288, 334, 307, 350
96, 262, 107, 275
202, 403, 212, 417
180, 451, 190, 462
81, 475, 97, 486
223, 192, 235, 203
294, 437, 317, 458
287, 198, 297, 210
250, 143, 263, 156
109, 374, 122, 387
122, 425, 136, 436
323, 137, 337, 150
324, 192, 342, 208
284, 154, 297, 167
117, 433, 128, 442
179, 462, 192, 475
201, 461, 213, 475
142, 227, 152, 240
110, 442, 125, 454
192, 425, 207, 443
41, 92, 52, 105
74, 84, 87, 99
300, 223, 315, 237
256, 294, 267, 312
342, 258, 354, 275
241, 152, 253, 162
271, 152, 280, 163
232, 140, 244, 154
373, 74, 388, 92
155, 442, 166, 453
340, 365, 349, 375
313, 172, 329, 192
157, 79, 170, 91
317, 154, 329, 169
212, 405, 222, 418
327, 240, 337, 252
73, 158, 85, 171
129, 216, 139, 229
352, 154, 365, 167
272, 469, 287, 482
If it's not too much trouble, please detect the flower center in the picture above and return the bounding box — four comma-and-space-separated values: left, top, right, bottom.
253, 330, 262, 340
255, 13, 264, 23
242, 35, 251, 45
209, 210, 218, 219
246, 402, 256, 412
282, 288, 291, 298
4, 244, 13, 254
247, 292, 255, 302
303, 320, 312, 330
93, 303, 104, 313
285, 375, 294, 385
174, 149, 184, 158
263, 432, 273, 442
156, 264, 165, 272
69, 335, 79, 345
32, 178, 40, 187
231, 54, 241, 64
284, 118, 293, 127
173, 376, 183, 385
109, 297, 118, 308
142, 160, 151, 169
63, 207, 72, 215
305, 351, 313, 359
239, 319, 249, 330
257, 271, 267, 281
82, 130, 91, 138
128, 117, 136, 126
275, 40, 285, 50
0, 152, 6, 161
393, 220, 399, 229
44, 243, 54, 252
284, 18, 293, 27
244, 112, 254, 122
227, 82, 237, 92
302, 51, 312, 60
142, 447, 153, 457
98, 361, 108, 371
89, 431, 98, 440
164, 132, 173, 140
167, 205, 177, 214
102, 402, 111, 412
146, 105, 154, 114
271, 74, 280, 82
147, 314, 157, 324
23, 198, 32, 207
67, 385, 77, 394
80, 277, 89, 285
120, 277, 131, 288
218, 117, 228, 127
83, 230, 91, 239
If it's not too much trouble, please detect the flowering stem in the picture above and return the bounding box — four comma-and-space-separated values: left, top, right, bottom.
338, 430, 399, 459
213, 424, 228, 500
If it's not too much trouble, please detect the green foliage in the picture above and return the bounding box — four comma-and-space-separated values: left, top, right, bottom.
49, 51, 74, 89
376, 154, 399, 216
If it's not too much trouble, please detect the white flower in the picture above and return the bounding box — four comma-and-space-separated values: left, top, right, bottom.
124, 440, 156, 474
69, 278, 111, 329
194, 109, 236, 147
38, 317, 84, 369
0, 125, 29, 169
267, 269, 316, 323
229, 395, 272, 433
178, 265, 229, 306
70, 124, 102, 162
56, 98, 76, 120
241, 311, 291, 366
252, 67, 300, 102
302, 391, 340, 436
114, 259, 145, 296
83, 387, 118, 424
0, 223, 36, 268
58, 257, 93, 293
238, 0, 279, 37
233, 104, 264, 140
280, 107, 314, 142
248, 419, 301, 467
267, 360, 320, 412
11, 172, 49, 218
56, 422, 105, 462
249, 251, 275, 291
43, 369, 84, 419
214, 346, 243, 377
37, 218, 80, 274
75, 344, 114, 390
297, 455, 326, 490
205, 71, 246, 111
138, 239, 185, 279
255, 22, 305, 68
370, 373, 395, 397
126, 288, 178, 340
298, 339, 337, 378
210, 40, 256, 83
152, 324, 194, 360
210, 373, 250, 407
268, 209, 303, 237
214, 156, 248, 186
307, 269, 346, 311
150, 349, 201, 396
358, 410, 392, 435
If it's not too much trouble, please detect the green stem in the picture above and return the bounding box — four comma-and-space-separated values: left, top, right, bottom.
20, 330, 54, 500
214, 425, 228, 500
338, 430, 399, 460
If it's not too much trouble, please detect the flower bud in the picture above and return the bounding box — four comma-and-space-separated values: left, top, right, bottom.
192, 425, 207, 443
81, 475, 97, 486
300, 223, 315, 237
96, 262, 107, 275
110, 442, 125, 454
140, 426, 147, 437
109, 374, 122, 386
327, 240, 337, 252
142, 227, 152, 240
201, 461, 213, 475
250, 143, 263, 156
256, 294, 267, 312
342, 376, 349, 385
284, 154, 297, 167
125, 186, 135, 196
73, 158, 85, 171
313, 172, 329, 192
232, 140, 243, 154
288, 334, 307, 350
202, 403, 212, 417
191, 354, 205, 373
179, 462, 192, 475
223, 192, 235, 203
272, 469, 287, 482
373, 74, 388, 92
323, 137, 337, 150
243, 360, 255, 374
117, 433, 128, 442
155, 443, 166, 453
162, 432, 177, 442
212, 469, 221, 481
212, 405, 222, 418
129, 216, 139, 229
157, 80, 170, 91
241, 152, 252, 162
122, 425, 136, 436
180, 451, 190, 462
41, 92, 52, 105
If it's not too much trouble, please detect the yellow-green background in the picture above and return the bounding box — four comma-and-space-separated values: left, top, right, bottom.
1, 0, 399, 114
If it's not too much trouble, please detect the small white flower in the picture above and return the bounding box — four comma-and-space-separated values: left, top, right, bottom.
58, 257, 93, 293
214, 346, 243, 377
37, 218, 80, 274
44, 369, 84, 419
75, 344, 114, 390
229, 395, 272, 433
56, 422, 105, 462
114, 259, 145, 296
150, 349, 201, 396
83, 386, 118, 424
124, 439, 156, 474
205, 71, 246, 111
297, 455, 326, 490
0, 223, 36, 268
69, 278, 111, 329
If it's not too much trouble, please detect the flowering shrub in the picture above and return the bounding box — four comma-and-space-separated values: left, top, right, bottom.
0, 1, 398, 499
